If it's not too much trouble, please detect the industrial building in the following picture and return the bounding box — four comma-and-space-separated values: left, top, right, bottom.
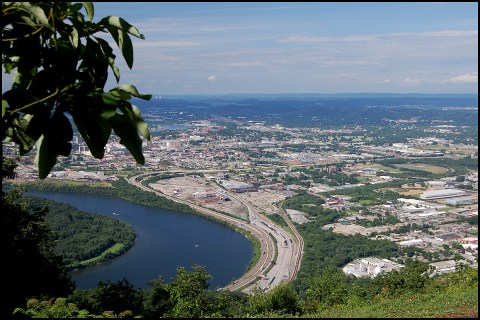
220, 180, 257, 193
342, 257, 404, 278
429, 260, 458, 276
420, 189, 467, 200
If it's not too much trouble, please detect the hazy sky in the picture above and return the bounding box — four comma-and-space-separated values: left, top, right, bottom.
3, 2, 478, 95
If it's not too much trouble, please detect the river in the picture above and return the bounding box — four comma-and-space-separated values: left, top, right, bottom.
28, 191, 253, 290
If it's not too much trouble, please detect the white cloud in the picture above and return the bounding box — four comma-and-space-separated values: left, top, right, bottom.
279, 35, 377, 43
447, 72, 478, 83
218, 61, 262, 68
404, 77, 421, 85
278, 30, 477, 45
207, 75, 217, 82
400, 30, 477, 37
133, 40, 206, 48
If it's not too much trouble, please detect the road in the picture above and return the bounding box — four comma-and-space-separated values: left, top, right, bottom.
126, 172, 303, 293
221, 189, 297, 293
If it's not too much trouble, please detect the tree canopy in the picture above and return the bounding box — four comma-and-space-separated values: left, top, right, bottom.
2, 2, 151, 178
2, 159, 75, 319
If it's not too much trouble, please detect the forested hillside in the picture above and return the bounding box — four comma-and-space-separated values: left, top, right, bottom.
13, 263, 478, 318
24, 178, 198, 215
25, 196, 135, 270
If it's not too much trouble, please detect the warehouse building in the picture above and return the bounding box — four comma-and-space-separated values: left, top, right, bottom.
420, 189, 467, 200
342, 257, 404, 278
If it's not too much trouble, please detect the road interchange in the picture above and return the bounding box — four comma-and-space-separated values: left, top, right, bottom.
127, 172, 304, 293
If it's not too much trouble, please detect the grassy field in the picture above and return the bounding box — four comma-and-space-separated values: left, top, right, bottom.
417, 144, 478, 155
72, 243, 125, 269
368, 165, 402, 173
393, 163, 449, 174
11, 178, 114, 188
308, 285, 478, 318
387, 187, 426, 196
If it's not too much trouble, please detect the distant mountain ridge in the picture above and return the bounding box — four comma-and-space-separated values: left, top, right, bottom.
144, 92, 478, 99
131, 95, 478, 129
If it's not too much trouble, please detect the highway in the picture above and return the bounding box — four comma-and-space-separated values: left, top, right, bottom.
222, 189, 296, 292
126, 172, 303, 293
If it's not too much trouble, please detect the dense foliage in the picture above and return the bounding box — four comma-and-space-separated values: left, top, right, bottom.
24, 177, 199, 215
282, 193, 343, 225
25, 196, 135, 269
2, 2, 151, 178
323, 180, 407, 202
4, 160, 478, 318
290, 166, 360, 186
293, 228, 400, 293
12, 263, 478, 318
2, 159, 74, 319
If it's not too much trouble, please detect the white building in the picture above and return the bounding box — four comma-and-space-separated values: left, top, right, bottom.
420, 189, 467, 200
398, 239, 423, 247
429, 260, 457, 276
343, 257, 404, 278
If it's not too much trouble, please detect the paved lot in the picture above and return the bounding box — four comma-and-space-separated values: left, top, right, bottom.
149, 176, 248, 220
233, 189, 288, 215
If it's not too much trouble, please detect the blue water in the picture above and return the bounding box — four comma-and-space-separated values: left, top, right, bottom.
28, 191, 253, 290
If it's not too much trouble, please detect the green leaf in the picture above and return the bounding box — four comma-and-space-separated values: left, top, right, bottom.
10, 114, 37, 155
12, 70, 24, 88
17, 3, 49, 27
4, 60, 13, 74
109, 113, 145, 164
34, 112, 74, 178
69, 27, 79, 49
100, 16, 145, 39
131, 104, 150, 140
19, 15, 38, 28
100, 92, 120, 107
70, 3, 84, 13
83, 2, 94, 21
110, 59, 121, 82
100, 93, 150, 141
117, 101, 150, 140
2, 100, 6, 118
100, 16, 145, 69
2, 112, 46, 155
50, 112, 74, 157
83, 37, 110, 88
99, 93, 120, 119
106, 26, 134, 69
95, 37, 121, 82
110, 89, 131, 101
34, 135, 57, 179
72, 112, 111, 159
110, 84, 152, 100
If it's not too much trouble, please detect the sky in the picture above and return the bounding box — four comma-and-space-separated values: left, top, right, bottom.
3, 2, 478, 95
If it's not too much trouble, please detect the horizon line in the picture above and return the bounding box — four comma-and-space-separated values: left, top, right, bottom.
143, 92, 479, 97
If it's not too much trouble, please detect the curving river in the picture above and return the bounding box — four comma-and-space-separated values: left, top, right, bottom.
28, 191, 253, 290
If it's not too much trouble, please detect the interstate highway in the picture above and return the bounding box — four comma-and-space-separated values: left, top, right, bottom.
127, 172, 303, 293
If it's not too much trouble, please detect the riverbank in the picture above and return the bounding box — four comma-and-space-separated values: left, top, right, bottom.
9, 177, 261, 281
23, 194, 135, 271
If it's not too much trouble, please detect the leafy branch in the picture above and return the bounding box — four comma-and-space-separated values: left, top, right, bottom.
2, 2, 152, 179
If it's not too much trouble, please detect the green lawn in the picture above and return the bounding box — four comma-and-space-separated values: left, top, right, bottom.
393, 163, 449, 174
71, 243, 125, 268
308, 285, 478, 318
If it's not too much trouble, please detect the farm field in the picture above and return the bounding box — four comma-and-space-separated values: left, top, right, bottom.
393, 163, 449, 174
